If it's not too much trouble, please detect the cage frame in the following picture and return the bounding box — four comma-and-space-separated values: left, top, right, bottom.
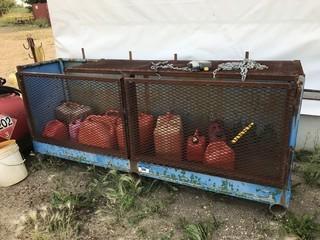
16, 58, 304, 210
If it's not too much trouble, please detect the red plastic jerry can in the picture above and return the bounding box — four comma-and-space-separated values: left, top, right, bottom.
186, 129, 206, 162
104, 109, 121, 125
154, 112, 183, 160
138, 112, 154, 153
42, 120, 68, 141
117, 112, 154, 153
0, 94, 29, 140
116, 117, 126, 151
78, 115, 116, 149
69, 119, 81, 141
204, 141, 235, 171
208, 120, 226, 142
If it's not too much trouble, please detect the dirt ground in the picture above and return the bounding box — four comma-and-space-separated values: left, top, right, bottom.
0, 156, 319, 240
0, 26, 319, 240
0, 26, 55, 88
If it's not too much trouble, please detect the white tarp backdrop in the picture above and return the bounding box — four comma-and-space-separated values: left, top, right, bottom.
47, 0, 320, 115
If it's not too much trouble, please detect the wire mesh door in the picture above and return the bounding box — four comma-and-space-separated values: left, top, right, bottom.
125, 77, 296, 187
18, 73, 129, 158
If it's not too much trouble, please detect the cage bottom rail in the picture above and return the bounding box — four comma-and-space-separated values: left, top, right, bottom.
33, 140, 291, 209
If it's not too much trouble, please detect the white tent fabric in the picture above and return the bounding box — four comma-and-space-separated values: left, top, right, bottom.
47, 0, 320, 115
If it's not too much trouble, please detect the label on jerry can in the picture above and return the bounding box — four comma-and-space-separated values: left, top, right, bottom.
0, 114, 17, 139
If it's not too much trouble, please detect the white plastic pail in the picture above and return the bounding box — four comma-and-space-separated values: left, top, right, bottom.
0, 140, 28, 187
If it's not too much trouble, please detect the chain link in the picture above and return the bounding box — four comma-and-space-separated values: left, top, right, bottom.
150, 61, 192, 72
212, 59, 268, 81
150, 59, 268, 82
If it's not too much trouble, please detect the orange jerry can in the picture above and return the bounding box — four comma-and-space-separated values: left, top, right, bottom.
42, 120, 68, 141
116, 112, 154, 153
116, 117, 126, 151
208, 120, 226, 142
186, 129, 206, 162
138, 113, 154, 153
103, 110, 125, 151
204, 141, 235, 170
104, 110, 121, 125
78, 115, 116, 149
154, 112, 183, 160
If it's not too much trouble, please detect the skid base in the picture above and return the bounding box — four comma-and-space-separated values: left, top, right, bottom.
33, 141, 291, 208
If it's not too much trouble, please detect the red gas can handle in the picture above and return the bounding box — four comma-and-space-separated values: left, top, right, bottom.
105, 109, 120, 116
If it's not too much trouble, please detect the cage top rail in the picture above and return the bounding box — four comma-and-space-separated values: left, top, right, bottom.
64, 59, 304, 81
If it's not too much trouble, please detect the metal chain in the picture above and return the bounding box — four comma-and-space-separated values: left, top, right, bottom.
150, 61, 192, 72
212, 59, 268, 81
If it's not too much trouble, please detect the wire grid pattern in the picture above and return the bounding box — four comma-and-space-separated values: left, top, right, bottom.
22, 74, 127, 157
126, 78, 292, 187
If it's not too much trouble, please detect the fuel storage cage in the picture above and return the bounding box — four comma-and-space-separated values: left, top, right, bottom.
17, 58, 304, 208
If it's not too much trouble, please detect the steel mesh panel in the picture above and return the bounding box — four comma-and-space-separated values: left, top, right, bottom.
21, 74, 128, 157
126, 78, 292, 187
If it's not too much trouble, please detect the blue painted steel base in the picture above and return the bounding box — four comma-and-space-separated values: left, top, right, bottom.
33, 141, 130, 172
33, 141, 291, 208
137, 162, 291, 208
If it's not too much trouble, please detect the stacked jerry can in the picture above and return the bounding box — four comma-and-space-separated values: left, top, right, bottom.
17, 58, 304, 209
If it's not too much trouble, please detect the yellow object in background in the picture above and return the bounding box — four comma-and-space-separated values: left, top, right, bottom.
7, 73, 19, 89
35, 45, 45, 62
231, 122, 255, 144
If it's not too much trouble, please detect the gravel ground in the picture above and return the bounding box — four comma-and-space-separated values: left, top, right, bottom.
0, 156, 319, 240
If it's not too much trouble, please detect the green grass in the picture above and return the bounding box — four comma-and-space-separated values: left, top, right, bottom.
20, 160, 179, 239
137, 227, 148, 239
0, 7, 31, 26
22, 200, 80, 240
0, 6, 50, 28
177, 216, 221, 240
295, 145, 320, 186
281, 213, 320, 240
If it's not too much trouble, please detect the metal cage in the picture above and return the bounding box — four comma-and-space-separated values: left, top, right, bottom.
18, 71, 129, 159
125, 77, 299, 188
17, 58, 304, 208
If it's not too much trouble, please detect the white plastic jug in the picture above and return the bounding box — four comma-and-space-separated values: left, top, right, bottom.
0, 140, 28, 187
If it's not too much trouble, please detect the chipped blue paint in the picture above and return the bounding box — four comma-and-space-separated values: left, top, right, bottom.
137, 161, 291, 207
33, 141, 130, 172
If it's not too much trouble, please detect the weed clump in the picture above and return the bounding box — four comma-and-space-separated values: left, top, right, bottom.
17, 202, 80, 240
177, 216, 221, 240
281, 212, 320, 240
296, 145, 320, 186
17, 166, 176, 239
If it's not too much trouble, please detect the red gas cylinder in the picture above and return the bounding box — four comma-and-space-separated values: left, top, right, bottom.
42, 120, 68, 140
78, 115, 116, 149
154, 112, 183, 160
186, 129, 206, 162
0, 94, 29, 140
138, 112, 154, 153
204, 141, 235, 170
